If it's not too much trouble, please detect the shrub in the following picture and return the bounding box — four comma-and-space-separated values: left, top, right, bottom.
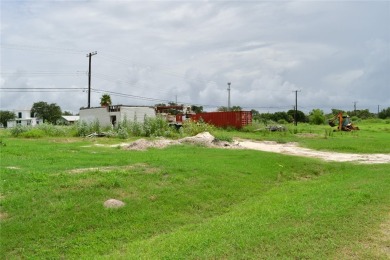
241, 122, 263, 132
309, 109, 326, 125
20, 128, 45, 138
214, 134, 233, 142
117, 127, 129, 139
76, 121, 90, 137
90, 119, 101, 133
181, 119, 215, 136
36, 123, 67, 137
10, 125, 30, 137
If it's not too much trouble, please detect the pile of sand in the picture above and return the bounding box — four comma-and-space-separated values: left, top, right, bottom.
124, 132, 236, 151
125, 138, 176, 151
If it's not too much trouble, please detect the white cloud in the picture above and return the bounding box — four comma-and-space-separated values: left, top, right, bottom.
325, 69, 365, 87
1, 1, 389, 114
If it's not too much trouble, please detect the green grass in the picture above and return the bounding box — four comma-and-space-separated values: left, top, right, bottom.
1, 135, 389, 259
1, 120, 390, 259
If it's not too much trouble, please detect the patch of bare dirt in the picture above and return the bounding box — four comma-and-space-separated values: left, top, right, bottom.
237, 140, 390, 164
119, 132, 390, 164
5, 166, 21, 170
68, 163, 157, 174
0, 212, 9, 221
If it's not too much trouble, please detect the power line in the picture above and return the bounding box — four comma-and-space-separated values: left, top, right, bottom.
0, 71, 86, 76
0, 43, 86, 54
0, 87, 85, 93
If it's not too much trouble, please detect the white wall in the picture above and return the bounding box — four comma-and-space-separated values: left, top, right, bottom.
120, 107, 156, 123
79, 106, 156, 127
79, 107, 111, 126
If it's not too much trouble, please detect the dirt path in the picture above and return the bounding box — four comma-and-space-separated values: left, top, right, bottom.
117, 132, 390, 164
237, 140, 390, 164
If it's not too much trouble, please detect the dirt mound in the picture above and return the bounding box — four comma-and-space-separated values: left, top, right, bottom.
179, 132, 215, 145
125, 138, 176, 151
124, 132, 231, 151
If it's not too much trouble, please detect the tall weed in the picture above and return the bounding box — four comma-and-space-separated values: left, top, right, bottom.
10, 125, 31, 137
181, 119, 215, 136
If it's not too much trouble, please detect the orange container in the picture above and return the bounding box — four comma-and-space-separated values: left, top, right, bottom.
191, 111, 252, 129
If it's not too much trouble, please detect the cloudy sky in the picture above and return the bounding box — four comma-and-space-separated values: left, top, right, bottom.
1, 0, 389, 114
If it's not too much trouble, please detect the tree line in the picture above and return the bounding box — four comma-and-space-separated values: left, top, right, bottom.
251, 108, 390, 125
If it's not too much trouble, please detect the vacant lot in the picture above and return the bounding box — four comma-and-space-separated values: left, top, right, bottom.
1, 127, 389, 259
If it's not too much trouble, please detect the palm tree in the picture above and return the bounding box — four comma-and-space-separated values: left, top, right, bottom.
100, 94, 112, 107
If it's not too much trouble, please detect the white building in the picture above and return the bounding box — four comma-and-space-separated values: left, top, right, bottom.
7, 109, 41, 128
79, 105, 156, 127
58, 116, 80, 125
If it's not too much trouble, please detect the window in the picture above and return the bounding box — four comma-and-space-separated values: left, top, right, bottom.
18, 112, 22, 118
110, 116, 117, 126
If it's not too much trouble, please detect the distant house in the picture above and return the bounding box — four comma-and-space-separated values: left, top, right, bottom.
79, 105, 156, 127
58, 116, 80, 125
7, 109, 42, 128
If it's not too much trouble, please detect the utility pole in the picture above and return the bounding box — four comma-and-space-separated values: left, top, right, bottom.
378, 105, 380, 116
86, 51, 97, 108
293, 90, 301, 126
227, 82, 231, 111
353, 101, 358, 115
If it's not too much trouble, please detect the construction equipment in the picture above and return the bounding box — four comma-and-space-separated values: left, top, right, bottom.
328, 112, 359, 131
155, 105, 194, 128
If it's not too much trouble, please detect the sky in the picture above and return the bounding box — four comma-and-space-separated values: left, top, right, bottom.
1, 0, 389, 114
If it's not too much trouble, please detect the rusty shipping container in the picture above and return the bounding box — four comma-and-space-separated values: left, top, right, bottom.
191, 111, 252, 129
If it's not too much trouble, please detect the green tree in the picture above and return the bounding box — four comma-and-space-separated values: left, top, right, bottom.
309, 109, 326, 125
100, 94, 112, 107
191, 105, 203, 114
251, 109, 260, 121
217, 106, 228, 112
0, 110, 16, 128
287, 109, 307, 123
329, 109, 344, 117
217, 105, 242, 112
62, 111, 73, 116
346, 109, 374, 119
378, 107, 390, 119
258, 113, 272, 125
31, 101, 62, 124
270, 111, 292, 123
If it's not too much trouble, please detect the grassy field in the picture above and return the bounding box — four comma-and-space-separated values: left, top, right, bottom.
0, 123, 389, 259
